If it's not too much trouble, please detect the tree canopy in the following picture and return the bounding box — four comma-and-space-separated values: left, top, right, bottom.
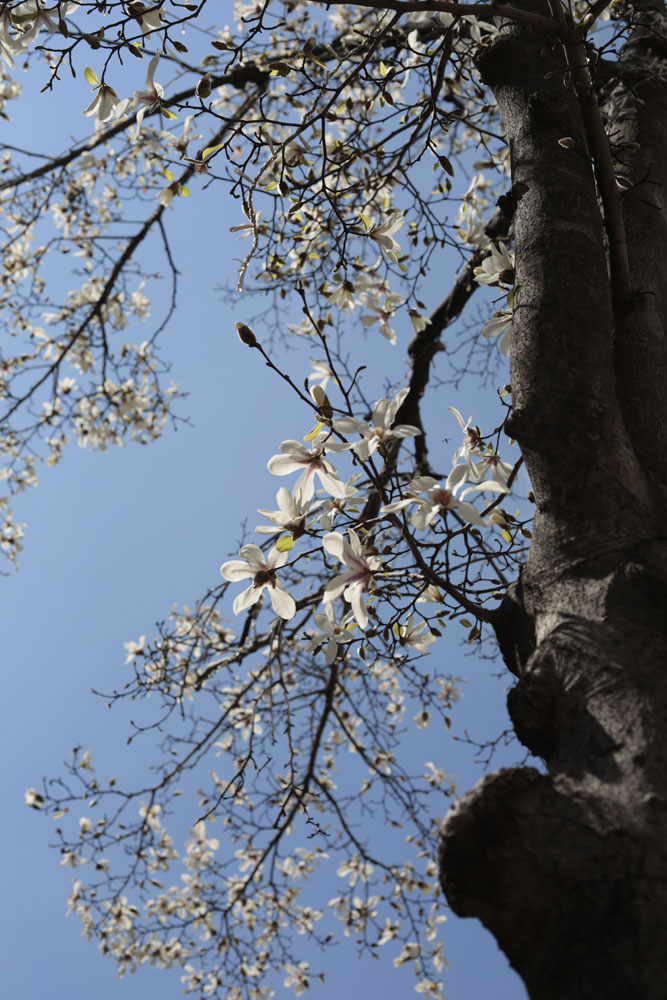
12, 1, 667, 998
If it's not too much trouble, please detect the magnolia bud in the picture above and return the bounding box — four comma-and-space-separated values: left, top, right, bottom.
235, 322, 258, 347
196, 73, 212, 99
309, 384, 333, 421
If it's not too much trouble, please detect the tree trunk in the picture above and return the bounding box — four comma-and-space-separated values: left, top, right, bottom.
439, 3, 667, 996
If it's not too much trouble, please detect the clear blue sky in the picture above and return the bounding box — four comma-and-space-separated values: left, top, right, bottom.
1, 33, 528, 1000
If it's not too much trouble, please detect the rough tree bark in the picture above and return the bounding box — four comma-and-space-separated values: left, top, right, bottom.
439, 2, 667, 997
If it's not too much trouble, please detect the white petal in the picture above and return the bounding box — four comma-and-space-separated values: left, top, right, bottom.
453, 500, 487, 526
333, 417, 368, 434
268, 584, 296, 620
268, 454, 302, 475
347, 585, 368, 629
325, 640, 338, 664
446, 464, 469, 492
267, 546, 288, 569
220, 559, 253, 582
238, 544, 266, 568
323, 573, 349, 602
323, 532, 346, 561
447, 406, 466, 429
232, 585, 262, 614
317, 468, 346, 499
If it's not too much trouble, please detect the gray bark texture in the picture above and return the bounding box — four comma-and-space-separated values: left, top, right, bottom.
438, 2, 667, 997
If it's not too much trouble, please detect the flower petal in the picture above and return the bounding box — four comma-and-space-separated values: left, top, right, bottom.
220, 559, 254, 582
268, 584, 296, 620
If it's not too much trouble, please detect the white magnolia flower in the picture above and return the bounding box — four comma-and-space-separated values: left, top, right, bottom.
367, 212, 404, 259
408, 308, 430, 333
116, 53, 165, 142
332, 388, 420, 461
469, 450, 514, 488
322, 529, 381, 628
382, 469, 506, 529
133, 5, 166, 34
157, 183, 177, 207
255, 486, 312, 538
308, 359, 335, 391
481, 309, 512, 355
447, 406, 484, 464
25, 787, 44, 809
359, 290, 404, 344
473, 241, 514, 286
220, 544, 296, 620
283, 962, 309, 996
83, 82, 121, 123
325, 279, 356, 312
17, 1, 80, 46
353, 259, 391, 298
394, 614, 437, 655
267, 438, 346, 502
0, 9, 30, 68
416, 583, 444, 604
167, 114, 201, 157
304, 603, 356, 664
312, 474, 363, 530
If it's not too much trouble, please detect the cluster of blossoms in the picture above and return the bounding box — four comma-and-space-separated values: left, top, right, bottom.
84, 53, 169, 139
220, 384, 515, 666
323, 251, 430, 345
12, 6, 533, 996
456, 174, 515, 354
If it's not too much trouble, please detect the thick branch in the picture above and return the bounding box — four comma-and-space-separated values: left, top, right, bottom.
476, 1, 657, 565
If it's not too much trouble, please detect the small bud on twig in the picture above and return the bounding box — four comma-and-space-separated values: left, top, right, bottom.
235, 322, 258, 347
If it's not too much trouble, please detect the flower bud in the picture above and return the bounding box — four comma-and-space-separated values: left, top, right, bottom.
196, 73, 212, 99
235, 322, 258, 347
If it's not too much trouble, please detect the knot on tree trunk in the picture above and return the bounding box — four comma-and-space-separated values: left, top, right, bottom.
439, 767, 667, 1000
439, 540, 667, 998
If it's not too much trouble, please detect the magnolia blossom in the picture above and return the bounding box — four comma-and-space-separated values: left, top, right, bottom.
165, 114, 201, 157
267, 438, 346, 502
308, 358, 335, 391
359, 290, 404, 344
311, 474, 363, 530
417, 583, 444, 604
255, 486, 312, 538
220, 544, 296, 620
408, 308, 430, 333
322, 529, 381, 628
84, 83, 121, 123
367, 213, 403, 259
482, 309, 512, 355
469, 449, 514, 488
325, 279, 356, 312
0, 9, 30, 68
304, 603, 356, 664
115, 54, 165, 142
283, 962, 309, 996
17, 1, 80, 47
382, 469, 506, 529
133, 5, 166, 34
473, 241, 515, 287
447, 406, 484, 464
394, 614, 437, 655
353, 259, 392, 298
332, 388, 420, 461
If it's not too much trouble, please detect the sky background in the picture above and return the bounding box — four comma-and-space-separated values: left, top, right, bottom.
2, 17, 529, 1000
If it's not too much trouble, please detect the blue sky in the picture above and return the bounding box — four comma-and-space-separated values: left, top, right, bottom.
1, 31, 528, 1000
